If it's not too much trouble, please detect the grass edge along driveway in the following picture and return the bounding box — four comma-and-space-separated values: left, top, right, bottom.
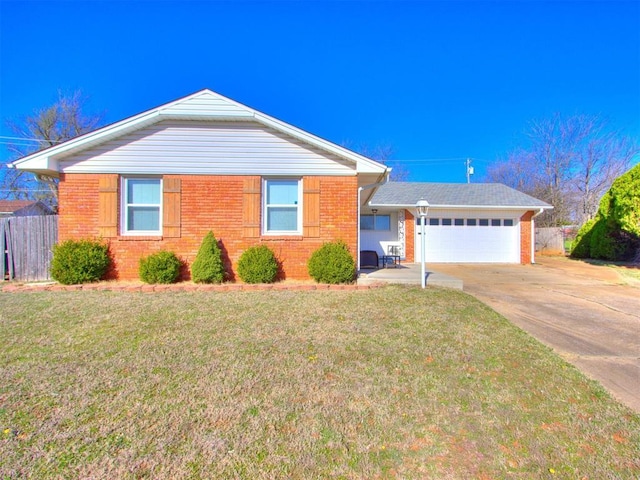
1, 287, 638, 479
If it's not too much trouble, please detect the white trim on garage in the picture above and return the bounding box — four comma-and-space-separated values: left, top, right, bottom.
415, 209, 523, 263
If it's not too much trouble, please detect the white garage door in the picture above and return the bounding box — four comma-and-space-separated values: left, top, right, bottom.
415, 216, 520, 263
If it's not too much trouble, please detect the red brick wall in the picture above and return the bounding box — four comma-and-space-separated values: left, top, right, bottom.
404, 209, 415, 262
58, 173, 358, 281
520, 210, 534, 264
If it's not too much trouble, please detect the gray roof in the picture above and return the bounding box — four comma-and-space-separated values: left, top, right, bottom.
369, 182, 552, 209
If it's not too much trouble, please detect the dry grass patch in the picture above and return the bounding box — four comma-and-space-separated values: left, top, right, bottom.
1, 286, 638, 479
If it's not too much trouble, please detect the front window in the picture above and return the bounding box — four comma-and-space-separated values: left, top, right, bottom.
361, 214, 391, 231
264, 178, 301, 234
122, 177, 162, 235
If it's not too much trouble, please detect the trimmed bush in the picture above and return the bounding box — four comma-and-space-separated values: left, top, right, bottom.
50, 239, 110, 285
237, 245, 279, 283
308, 240, 356, 284
571, 164, 640, 261
191, 231, 225, 283
139, 250, 181, 284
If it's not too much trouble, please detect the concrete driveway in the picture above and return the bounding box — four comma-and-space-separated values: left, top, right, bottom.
433, 257, 640, 413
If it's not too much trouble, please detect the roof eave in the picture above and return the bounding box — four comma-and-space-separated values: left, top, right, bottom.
8, 88, 387, 177
368, 203, 554, 210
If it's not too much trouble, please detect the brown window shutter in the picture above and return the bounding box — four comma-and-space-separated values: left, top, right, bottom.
98, 175, 118, 237
163, 177, 181, 238
243, 177, 261, 238
303, 177, 320, 237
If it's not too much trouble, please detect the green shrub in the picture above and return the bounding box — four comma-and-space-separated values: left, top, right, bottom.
570, 218, 596, 259
571, 164, 640, 261
50, 239, 110, 285
237, 245, 279, 283
307, 240, 356, 284
139, 250, 181, 284
191, 231, 225, 283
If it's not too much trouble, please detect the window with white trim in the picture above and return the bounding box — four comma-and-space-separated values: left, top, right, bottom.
263, 178, 302, 234
122, 177, 162, 235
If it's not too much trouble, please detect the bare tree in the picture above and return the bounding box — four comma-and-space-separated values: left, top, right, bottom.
2, 90, 102, 205
486, 114, 638, 227
344, 142, 409, 181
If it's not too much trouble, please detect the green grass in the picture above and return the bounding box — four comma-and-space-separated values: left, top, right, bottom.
1, 287, 638, 479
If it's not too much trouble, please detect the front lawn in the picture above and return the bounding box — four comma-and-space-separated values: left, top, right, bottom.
1, 287, 638, 478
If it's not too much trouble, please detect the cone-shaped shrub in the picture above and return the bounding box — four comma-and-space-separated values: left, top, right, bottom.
237, 245, 279, 283
139, 250, 181, 284
50, 239, 110, 285
191, 231, 225, 283
307, 240, 355, 284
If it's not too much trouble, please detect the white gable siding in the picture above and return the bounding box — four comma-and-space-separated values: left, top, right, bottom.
158, 92, 253, 119
59, 121, 355, 176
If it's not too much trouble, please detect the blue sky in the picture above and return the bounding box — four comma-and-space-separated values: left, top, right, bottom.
1, 0, 638, 183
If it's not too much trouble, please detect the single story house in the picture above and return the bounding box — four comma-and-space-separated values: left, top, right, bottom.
9, 89, 551, 281
0, 200, 54, 218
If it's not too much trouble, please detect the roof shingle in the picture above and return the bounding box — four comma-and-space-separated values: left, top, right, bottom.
369, 182, 552, 208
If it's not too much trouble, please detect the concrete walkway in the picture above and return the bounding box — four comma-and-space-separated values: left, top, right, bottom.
357, 263, 463, 289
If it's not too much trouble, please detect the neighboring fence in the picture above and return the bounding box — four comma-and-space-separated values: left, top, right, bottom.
535, 227, 564, 255
1, 215, 58, 282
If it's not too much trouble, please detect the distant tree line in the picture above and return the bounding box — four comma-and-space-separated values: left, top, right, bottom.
485, 114, 638, 227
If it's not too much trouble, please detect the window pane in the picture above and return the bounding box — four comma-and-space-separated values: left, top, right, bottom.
467, 219, 477, 226
375, 215, 390, 230
454, 218, 464, 226
360, 215, 374, 230
479, 219, 489, 226
267, 180, 298, 205
442, 218, 452, 226
504, 219, 514, 226
128, 206, 160, 231
429, 218, 439, 226
128, 179, 160, 204
267, 207, 298, 231
491, 219, 501, 226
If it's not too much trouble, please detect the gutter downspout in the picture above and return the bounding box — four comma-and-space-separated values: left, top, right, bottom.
357, 172, 390, 271
530, 208, 545, 264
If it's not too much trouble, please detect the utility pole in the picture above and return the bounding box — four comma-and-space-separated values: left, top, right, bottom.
465, 158, 474, 183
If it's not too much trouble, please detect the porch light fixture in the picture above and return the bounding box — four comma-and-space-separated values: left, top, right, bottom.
371, 208, 378, 215
416, 198, 429, 288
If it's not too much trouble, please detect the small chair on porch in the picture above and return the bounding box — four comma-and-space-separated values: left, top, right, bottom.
381, 244, 401, 268
359, 250, 380, 269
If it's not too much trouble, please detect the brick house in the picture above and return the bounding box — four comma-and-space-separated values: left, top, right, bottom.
9, 89, 551, 281
9, 89, 389, 280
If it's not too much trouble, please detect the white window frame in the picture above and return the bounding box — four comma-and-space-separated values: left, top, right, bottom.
121, 176, 163, 236
262, 178, 302, 235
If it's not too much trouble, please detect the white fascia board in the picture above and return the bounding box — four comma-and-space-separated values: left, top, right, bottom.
9, 88, 388, 177
252, 113, 387, 174
8, 89, 220, 174
8, 110, 162, 176
368, 203, 554, 210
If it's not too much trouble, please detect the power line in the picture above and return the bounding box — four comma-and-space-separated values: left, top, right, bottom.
0, 136, 63, 144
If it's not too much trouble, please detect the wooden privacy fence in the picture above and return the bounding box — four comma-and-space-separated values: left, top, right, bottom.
535, 227, 564, 255
1, 215, 58, 282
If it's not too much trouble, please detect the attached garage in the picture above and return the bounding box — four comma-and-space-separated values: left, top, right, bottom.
363, 182, 552, 265
415, 210, 522, 263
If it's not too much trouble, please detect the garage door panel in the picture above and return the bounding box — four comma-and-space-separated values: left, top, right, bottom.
416, 222, 520, 263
